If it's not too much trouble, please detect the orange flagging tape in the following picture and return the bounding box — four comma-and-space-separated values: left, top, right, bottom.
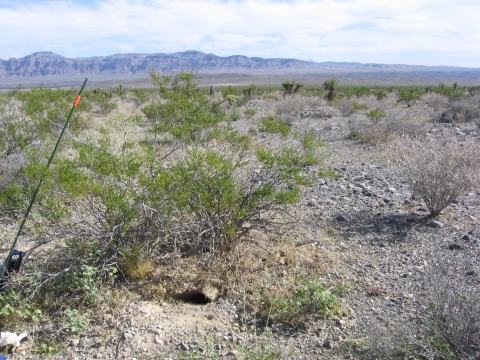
73, 95, 82, 107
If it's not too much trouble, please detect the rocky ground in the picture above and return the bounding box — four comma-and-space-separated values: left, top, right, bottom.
3, 93, 480, 359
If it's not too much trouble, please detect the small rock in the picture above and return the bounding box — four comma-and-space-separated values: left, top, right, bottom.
323, 340, 332, 349
123, 332, 133, 340
429, 220, 444, 229
154, 337, 163, 345
179, 342, 189, 351
70, 339, 80, 347
336, 214, 352, 222
466, 270, 475, 276
332, 316, 346, 328
308, 199, 318, 207
42, 324, 54, 333
449, 242, 465, 250
463, 234, 472, 241
148, 328, 162, 335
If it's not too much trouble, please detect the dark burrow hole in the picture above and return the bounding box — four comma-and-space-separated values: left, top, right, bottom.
173, 290, 211, 304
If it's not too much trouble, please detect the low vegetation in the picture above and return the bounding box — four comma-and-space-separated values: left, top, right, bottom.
0, 76, 479, 358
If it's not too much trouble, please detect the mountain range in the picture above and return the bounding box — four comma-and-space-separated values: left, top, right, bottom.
1, 51, 480, 80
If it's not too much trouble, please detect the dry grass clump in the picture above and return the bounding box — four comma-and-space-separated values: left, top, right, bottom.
421, 92, 449, 111
421, 257, 480, 359
336, 98, 357, 116
388, 134, 480, 217
273, 94, 309, 116
348, 109, 426, 145
120, 256, 154, 280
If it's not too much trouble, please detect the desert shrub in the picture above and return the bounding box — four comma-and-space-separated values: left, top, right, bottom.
258, 117, 291, 138
128, 88, 151, 107
397, 87, 423, 107
274, 94, 308, 116
421, 92, 449, 111
366, 107, 386, 121
336, 98, 356, 116
416, 255, 480, 359
348, 109, 425, 145
0, 289, 43, 328
372, 88, 387, 100
62, 308, 87, 334
0, 86, 90, 213
263, 279, 340, 325
142, 70, 224, 143
221, 85, 242, 97
229, 107, 242, 121
388, 134, 480, 217
353, 100, 369, 110
38, 71, 321, 278
244, 108, 256, 117
434, 96, 480, 124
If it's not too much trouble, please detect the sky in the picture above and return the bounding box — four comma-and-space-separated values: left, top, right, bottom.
0, 0, 479, 67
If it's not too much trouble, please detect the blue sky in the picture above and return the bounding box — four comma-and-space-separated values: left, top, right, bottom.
1, 0, 479, 67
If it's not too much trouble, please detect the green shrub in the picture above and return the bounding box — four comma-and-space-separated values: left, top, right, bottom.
229, 107, 242, 121
35, 70, 320, 275
367, 107, 387, 121
353, 101, 369, 110
62, 309, 87, 334
398, 88, 422, 107
0, 290, 43, 328
244, 108, 257, 117
373, 88, 387, 100
37, 340, 63, 355
258, 118, 291, 138
264, 279, 340, 325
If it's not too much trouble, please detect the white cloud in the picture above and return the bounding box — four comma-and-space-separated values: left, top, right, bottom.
0, 0, 478, 67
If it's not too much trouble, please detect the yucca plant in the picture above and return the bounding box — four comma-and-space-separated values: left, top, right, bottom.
323, 78, 338, 102
282, 80, 295, 95
293, 82, 303, 94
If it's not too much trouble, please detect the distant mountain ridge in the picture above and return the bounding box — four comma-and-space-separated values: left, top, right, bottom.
1, 50, 479, 79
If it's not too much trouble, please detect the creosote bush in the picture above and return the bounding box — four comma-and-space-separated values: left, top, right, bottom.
0, 78, 337, 339
38, 70, 324, 278
388, 134, 480, 217
258, 117, 291, 138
